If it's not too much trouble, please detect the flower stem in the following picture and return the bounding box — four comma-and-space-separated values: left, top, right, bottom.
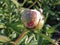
12, 30, 29, 45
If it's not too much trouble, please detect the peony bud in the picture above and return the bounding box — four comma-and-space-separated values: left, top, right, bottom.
21, 9, 44, 31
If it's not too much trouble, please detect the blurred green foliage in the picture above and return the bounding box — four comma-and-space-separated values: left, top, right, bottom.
0, 0, 60, 45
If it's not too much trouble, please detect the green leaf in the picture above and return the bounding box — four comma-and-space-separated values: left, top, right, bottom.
46, 27, 55, 34
44, 24, 55, 34
39, 33, 56, 45
6, 22, 24, 34
0, 23, 5, 29
28, 40, 37, 45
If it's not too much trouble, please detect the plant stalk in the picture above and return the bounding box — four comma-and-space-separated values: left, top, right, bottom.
12, 30, 29, 45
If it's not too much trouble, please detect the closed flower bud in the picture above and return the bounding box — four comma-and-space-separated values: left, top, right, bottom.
21, 9, 44, 32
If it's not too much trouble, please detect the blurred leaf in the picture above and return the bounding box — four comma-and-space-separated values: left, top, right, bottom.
28, 40, 37, 45
9, 22, 24, 32
45, 25, 55, 34
0, 35, 11, 42
46, 27, 55, 34
0, 23, 5, 29
39, 33, 56, 45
